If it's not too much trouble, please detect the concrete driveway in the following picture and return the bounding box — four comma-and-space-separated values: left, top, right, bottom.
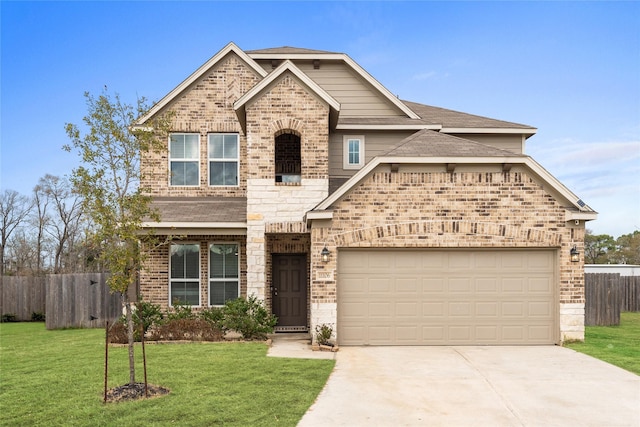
297, 346, 640, 426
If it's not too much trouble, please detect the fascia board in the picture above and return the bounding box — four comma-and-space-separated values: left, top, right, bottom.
136, 42, 267, 125
305, 211, 333, 220
313, 156, 594, 213
140, 221, 248, 235
566, 211, 598, 221
249, 51, 420, 120
336, 124, 442, 131
441, 127, 538, 135
234, 60, 340, 111
522, 157, 595, 213
341, 55, 420, 119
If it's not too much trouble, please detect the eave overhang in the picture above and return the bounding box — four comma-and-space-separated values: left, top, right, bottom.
442, 127, 538, 137
248, 51, 420, 120
140, 221, 247, 236
309, 156, 597, 220
336, 123, 442, 131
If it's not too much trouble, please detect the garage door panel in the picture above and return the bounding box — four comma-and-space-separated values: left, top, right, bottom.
476, 302, 498, 316
449, 278, 472, 292
476, 326, 498, 341
338, 249, 557, 345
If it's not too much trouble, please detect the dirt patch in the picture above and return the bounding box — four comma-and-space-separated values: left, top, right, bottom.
105, 383, 170, 403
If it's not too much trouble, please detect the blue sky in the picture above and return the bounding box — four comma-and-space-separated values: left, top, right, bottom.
1, 1, 638, 237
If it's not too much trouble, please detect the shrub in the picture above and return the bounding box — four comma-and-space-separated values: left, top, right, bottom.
134, 300, 163, 334
1, 313, 17, 323
108, 322, 129, 344
315, 323, 333, 345
148, 318, 223, 342
221, 296, 277, 340
166, 301, 196, 321
31, 312, 46, 322
199, 306, 224, 329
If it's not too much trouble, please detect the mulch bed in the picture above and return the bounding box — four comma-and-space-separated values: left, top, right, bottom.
105, 383, 170, 403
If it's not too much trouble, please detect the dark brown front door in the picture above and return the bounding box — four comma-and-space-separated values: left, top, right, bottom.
272, 254, 307, 330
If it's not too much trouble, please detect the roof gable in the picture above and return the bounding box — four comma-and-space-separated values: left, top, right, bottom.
233, 60, 340, 132
136, 42, 266, 125
247, 49, 420, 120
311, 132, 594, 216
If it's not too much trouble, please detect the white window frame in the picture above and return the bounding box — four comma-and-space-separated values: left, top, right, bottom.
343, 135, 365, 169
208, 242, 240, 307
208, 133, 240, 187
169, 242, 201, 307
169, 133, 200, 187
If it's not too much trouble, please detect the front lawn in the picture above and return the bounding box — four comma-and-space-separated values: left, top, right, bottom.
565, 312, 640, 375
0, 323, 335, 426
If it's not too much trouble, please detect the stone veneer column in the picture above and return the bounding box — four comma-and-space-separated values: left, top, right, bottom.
246, 178, 328, 299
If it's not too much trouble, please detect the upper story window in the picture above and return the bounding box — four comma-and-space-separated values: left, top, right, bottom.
169, 133, 200, 186
343, 135, 365, 169
275, 132, 301, 183
170, 243, 200, 306
209, 134, 239, 186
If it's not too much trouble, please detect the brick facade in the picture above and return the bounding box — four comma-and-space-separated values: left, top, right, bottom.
140, 235, 247, 311
140, 54, 262, 197
309, 169, 586, 342
137, 43, 590, 344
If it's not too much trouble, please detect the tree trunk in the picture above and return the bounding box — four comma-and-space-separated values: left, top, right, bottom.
125, 300, 136, 385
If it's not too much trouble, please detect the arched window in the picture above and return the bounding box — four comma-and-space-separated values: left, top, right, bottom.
274, 132, 301, 183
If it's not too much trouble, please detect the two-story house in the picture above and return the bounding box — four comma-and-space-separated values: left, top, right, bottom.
135, 42, 596, 345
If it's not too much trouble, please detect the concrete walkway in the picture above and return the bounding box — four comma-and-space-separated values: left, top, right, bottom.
275, 344, 640, 427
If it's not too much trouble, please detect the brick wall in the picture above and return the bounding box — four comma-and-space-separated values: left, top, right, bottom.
140, 53, 262, 197
140, 235, 247, 312
309, 168, 586, 341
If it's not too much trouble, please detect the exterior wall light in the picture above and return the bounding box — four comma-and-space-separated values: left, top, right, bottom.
321, 246, 331, 263
570, 245, 580, 262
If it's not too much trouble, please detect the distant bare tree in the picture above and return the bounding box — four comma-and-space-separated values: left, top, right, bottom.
39, 175, 85, 273
31, 182, 51, 273
5, 229, 39, 275
0, 190, 33, 275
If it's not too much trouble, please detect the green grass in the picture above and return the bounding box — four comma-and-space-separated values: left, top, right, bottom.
565, 312, 640, 375
0, 323, 335, 426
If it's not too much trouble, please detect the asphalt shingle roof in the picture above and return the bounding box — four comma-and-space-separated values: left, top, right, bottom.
402, 101, 535, 130
149, 197, 246, 223
246, 46, 339, 55
383, 129, 520, 158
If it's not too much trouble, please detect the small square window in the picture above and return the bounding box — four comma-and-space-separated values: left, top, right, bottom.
343, 135, 365, 169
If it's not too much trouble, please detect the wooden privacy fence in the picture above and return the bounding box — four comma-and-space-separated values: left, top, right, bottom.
0, 276, 46, 321
45, 273, 122, 329
585, 273, 640, 326
1, 273, 122, 329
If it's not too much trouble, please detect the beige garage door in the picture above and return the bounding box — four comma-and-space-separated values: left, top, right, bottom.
338, 249, 557, 345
